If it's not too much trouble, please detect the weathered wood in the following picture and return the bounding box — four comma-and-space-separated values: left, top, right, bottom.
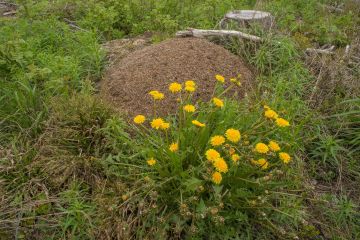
306, 47, 335, 55
176, 28, 262, 42
219, 10, 274, 30
2, 10, 16, 16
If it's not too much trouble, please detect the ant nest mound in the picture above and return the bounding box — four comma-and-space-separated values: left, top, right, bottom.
101, 37, 254, 116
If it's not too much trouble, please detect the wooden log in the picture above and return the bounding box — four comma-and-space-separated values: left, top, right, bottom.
219, 10, 274, 30
176, 28, 262, 42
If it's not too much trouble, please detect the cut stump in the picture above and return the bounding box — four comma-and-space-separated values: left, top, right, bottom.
219, 10, 274, 30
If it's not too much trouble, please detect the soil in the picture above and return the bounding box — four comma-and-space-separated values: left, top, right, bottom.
100, 37, 254, 117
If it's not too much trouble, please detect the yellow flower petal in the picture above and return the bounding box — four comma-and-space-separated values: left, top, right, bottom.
183, 104, 196, 113
279, 152, 291, 164
205, 149, 220, 162
231, 154, 240, 162
213, 157, 228, 173
212, 97, 224, 108
264, 109, 278, 119
276, 118, 290, 127
268, 141, 281, 152
147, 158, 156, 166
225, 129, 241, 143
210, 135, 225, 147
169, 142, 179, 152
255, 143, 269, 154
169, 82, 182, 93
212, 171, 222, 184
192, 120, 205, 127
215, 74, 225, 83
133, 115, 146, 124
151, 118, 164, 129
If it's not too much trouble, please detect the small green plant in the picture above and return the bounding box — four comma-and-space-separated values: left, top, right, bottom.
57, 182, 96, 239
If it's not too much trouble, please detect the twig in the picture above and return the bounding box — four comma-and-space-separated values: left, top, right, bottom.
176, 28, 262, 42
63, 18, 88, 32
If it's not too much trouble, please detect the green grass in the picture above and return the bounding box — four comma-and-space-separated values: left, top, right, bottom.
0, 17, 104, 143
1, 0, 359, 239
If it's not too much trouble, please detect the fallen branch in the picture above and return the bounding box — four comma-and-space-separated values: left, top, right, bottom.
305, 47, 335, 55
3, 10, 16, 16
176, 28, 262, 42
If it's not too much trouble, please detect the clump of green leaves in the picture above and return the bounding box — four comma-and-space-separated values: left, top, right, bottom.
103, 78, 304, 239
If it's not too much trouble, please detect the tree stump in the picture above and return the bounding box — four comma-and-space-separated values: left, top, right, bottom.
219, 10, 274, 30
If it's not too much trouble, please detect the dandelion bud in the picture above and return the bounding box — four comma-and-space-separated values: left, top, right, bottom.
121, 194, 128, 201
210, 208, 219, 215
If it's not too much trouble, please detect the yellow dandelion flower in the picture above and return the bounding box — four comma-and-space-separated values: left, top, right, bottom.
160, 122, 170, 130
215, 74, 225, 83
279, 152, 291, 164
147, 158, 156, 166
133, 115, 146, 124
185, 86, 195, 92
251, 158, 269, 169
210, 135, 225, 147
263, 105, 271, 110
169, 142, 179, 152
185, 80, 195, 87
183, 104, 196, 113
212, 172, 222, 184
212, 97, 224, 108
192, 120, 205, 127
229, 148, 236, 155
276, 118, 290, 127
213, 157, 228, 173
231, 154, 240, 162
151, 118, 164, 130
225, 129, 241, 143
268, 141, 281, 152
264, 109, 278, 119
230, 78, 237, 83
205, 149, 220, 162
255, 143, 269, 154
149, 90, 164, 100
169, 82, 182, 93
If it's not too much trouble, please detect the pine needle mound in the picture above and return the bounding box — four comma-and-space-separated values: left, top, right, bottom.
101, 38, 254, 117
